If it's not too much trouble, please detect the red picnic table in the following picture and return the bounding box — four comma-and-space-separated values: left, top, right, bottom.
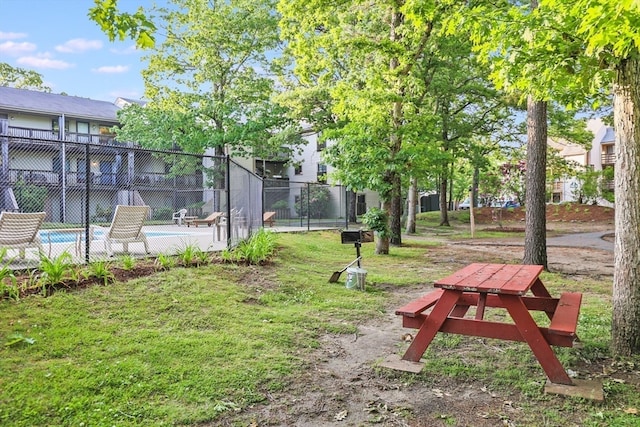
389, 263, 583, 386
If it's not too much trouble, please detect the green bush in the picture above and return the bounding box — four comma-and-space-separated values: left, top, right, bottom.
271, 199, 289, 210
153, 207, 173, 220
295, 186, 331, 218
13, 179, 47, 213
361, 208, 390, 239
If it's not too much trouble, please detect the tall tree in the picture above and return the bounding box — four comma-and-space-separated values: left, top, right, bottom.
279, 1, 511, 248
454, 0, 639, 355
519, 0, 640, 357
93, 0, 304, 159
278, 0, 439, 251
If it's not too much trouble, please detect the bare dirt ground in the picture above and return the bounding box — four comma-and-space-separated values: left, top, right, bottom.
217, 205, 629, 427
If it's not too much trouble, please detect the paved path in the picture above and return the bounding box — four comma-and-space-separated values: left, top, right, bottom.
455, 230, 615, 253
546, 230, 614, 252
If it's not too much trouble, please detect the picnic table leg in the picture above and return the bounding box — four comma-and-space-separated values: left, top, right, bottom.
499, 294, 573, 385
530, 278, 555, 320
402, 290, 461, 362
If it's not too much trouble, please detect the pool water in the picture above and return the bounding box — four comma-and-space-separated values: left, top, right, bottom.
39, 230, 193, 244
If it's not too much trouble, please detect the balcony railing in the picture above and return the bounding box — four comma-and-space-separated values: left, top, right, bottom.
6, 168, 203, 188
3, 125, 133, 147
601, 153, 615, 165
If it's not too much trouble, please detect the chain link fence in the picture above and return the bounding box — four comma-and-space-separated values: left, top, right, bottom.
0, 132, 265, 265
263, 179, 351, 229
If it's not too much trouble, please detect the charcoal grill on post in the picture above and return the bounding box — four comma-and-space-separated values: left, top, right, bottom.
339, 230, 374, 268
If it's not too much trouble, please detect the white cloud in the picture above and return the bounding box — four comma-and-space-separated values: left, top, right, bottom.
93, 65, 129, 73
0, 31, 28, 40
110, 44, 139, 55
0, 40, 37, 56
17, 56, 74, 70
55, 38, 102, 53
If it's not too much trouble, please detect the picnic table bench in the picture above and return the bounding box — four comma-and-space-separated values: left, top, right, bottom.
392, 263, 582, 386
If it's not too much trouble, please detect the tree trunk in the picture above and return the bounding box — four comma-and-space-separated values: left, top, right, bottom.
472, 166, 480, 207
439, 178, 450, 226
390, 171, 403, 245
377, 200, 391, 255
523, 96, 548, 269
405, 176, 417, 234
611, 57, 640, 356
348, 189, 357, 223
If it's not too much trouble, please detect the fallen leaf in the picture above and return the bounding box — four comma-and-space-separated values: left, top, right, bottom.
334, 410, 348, 421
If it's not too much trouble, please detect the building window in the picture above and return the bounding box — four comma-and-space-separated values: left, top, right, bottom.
317, 140, 326, 151
77, 121, 89, 134
317, 163, 327, 183
294, 164, 302, 175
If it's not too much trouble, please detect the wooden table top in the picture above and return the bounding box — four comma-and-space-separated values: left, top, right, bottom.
434, 263, 545, 295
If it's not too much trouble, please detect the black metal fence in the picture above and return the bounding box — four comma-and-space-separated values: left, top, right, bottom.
263, 179, 351, 229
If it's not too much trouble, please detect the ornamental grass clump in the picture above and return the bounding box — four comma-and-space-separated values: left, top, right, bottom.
38, 251, 76, 289
222, 228, 278, 265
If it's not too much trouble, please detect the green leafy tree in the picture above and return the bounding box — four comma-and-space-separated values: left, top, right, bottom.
97, 0, 305, 163
294, 186, 331, 219
279, 1, 513, 246
453, 0, 640, 355
88, 0, 156, 48
0, 63, 51, 92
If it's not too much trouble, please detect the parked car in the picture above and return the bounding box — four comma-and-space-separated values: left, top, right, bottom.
503, 200, 520, 208
458, 198, 471, 210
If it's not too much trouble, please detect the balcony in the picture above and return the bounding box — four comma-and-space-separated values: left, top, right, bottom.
601, 153, 615, 165
2, 125, 133, 147
6, 168, 204, 189
133, 172, 204, 188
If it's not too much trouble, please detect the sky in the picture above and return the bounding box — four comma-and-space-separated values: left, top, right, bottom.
0, 0, 154, 102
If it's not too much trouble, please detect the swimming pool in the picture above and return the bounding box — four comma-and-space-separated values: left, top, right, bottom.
39, 230, 194, 244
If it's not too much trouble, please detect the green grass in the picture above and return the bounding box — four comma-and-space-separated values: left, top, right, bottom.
0, 232, 387, 426
1, 229, 638, 426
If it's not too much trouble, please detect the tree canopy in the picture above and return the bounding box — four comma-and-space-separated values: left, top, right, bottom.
102, 0, 305, 162
0, 63, 51, 92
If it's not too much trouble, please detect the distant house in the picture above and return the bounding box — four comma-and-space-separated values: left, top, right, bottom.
549, 118, 614, 206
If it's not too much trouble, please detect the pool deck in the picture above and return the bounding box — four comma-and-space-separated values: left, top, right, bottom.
4, 223, 336, 268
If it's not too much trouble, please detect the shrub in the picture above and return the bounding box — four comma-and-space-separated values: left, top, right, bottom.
153, 207, 173, 221
271, 199, 288, 210
14, 179, 48, 213
295, 186, 331, 218
222, 228, 278, 265
361, 208, 390, 239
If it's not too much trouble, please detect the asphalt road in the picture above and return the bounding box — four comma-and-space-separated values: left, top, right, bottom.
546, 231, 614, 252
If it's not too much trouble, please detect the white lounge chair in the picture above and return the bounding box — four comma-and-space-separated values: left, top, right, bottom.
172, 208, 188, 226
100, 205, 150, 256
0, 211, 46, 258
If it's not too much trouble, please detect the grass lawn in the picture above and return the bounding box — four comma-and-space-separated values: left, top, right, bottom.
1, 223, 638, 426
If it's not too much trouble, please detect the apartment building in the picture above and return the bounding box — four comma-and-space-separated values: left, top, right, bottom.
0, 86, 206, 223
0, 86, 378, 225
548, 118, 615, 206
